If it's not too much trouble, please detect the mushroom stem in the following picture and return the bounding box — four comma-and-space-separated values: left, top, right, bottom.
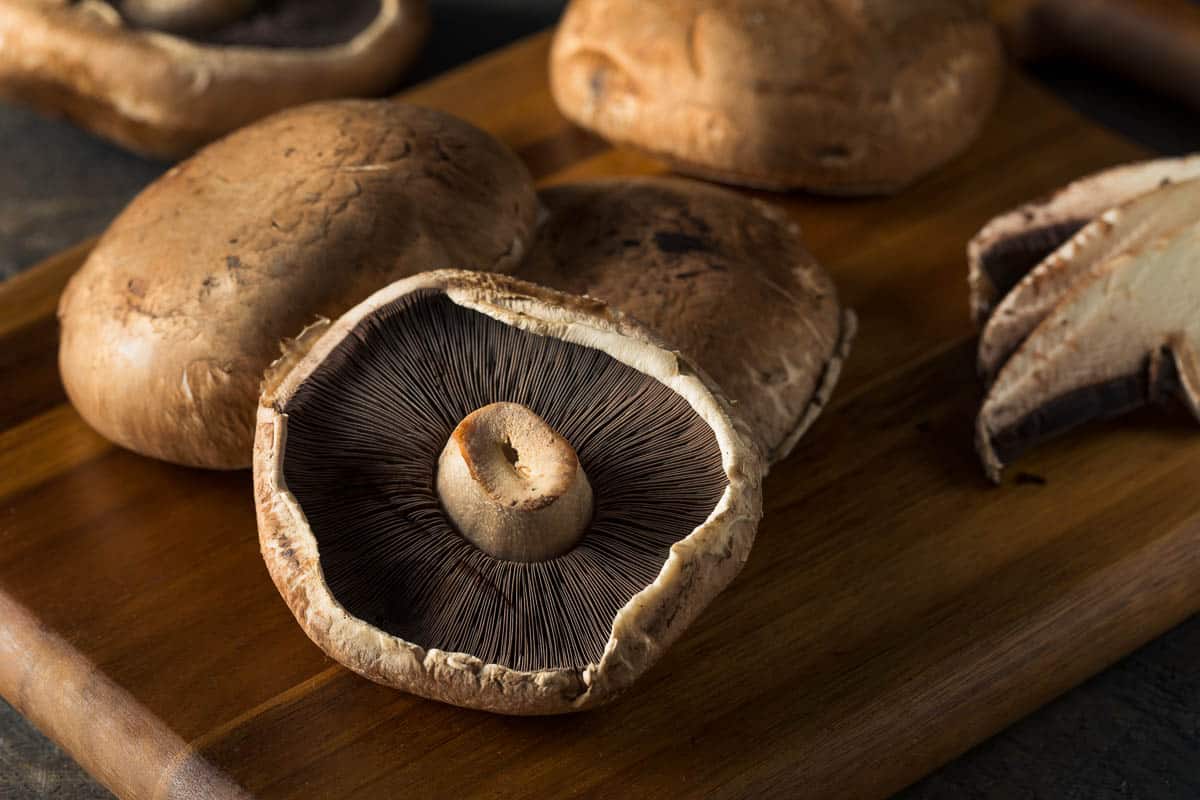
436, 402, 593, 562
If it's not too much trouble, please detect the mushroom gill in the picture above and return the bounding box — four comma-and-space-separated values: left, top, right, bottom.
181, 0, 383, 47
278, 289, 729, 672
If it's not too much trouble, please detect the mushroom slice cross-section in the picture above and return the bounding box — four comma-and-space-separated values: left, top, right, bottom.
254, 270, 763, 714
978, 178, 1200, 380
976, 184, 1200, 482
968, 153, 1200, 324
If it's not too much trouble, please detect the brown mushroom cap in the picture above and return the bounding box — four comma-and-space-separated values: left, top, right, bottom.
976, 178, 1200, 481
58, 100, 537, 470
516, 177, 854, 463
0, 0, 429, 158
254, 270, 763, 714
549, 0, 1004, 194
968, 154, 1200, 325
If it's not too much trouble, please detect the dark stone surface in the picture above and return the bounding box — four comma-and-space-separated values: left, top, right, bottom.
0, 1, 1198, 798
0, 107, 169, 281
899, 614, 1200, 800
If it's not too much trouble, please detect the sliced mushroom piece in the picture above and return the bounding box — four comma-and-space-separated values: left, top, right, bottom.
979, 178, 1200, 381
516, 177, 854, 464
58, 100, 537, 469
549, 0, 1004, 194
968, 153, 1200, 324
0, 0, 429, 158
976, 191, 1200, 482
254, 270, 763, 714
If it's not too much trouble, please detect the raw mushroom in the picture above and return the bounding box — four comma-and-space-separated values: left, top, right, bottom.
254, 270, 764, 714
978, 178, 1200, 380
0, 0, 429, 158
516, 177, 854, 464
976, 177, 1200, 482
119, 0, 256, 33
549, 0, 1004, 194
968, 153, 1200, 324
58, 100, 538, 470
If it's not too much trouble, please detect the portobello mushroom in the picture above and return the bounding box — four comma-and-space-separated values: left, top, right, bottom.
549, 0, 1004, 194
58, 100, 537, 469
968, 153, 1200, 324
0, 0, 429, 158
118, 0, 256, 33
979, 178, 1200, 380
517, 177, 854, 464
976, 176, 1200, 481
255, 270, 764, 714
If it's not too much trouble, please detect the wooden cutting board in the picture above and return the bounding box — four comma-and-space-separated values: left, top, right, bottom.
2, 31, 1198, 800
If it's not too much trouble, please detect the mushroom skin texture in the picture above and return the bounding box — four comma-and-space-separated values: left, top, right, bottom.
549, 0, 1004, 194
975, 177, 1200, 482
437, 402, 595, 562
119, 0, 257, 33
255, 270, 764, 714
968, 154, 1200, 325
58, 100, 538, 470
516, 177, 855, 464
0, 0, 429, 158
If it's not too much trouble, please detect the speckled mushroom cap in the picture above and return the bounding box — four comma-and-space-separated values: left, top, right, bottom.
254, 270, 764, 714
549, 0, 1004, 194
517, 177, 854, 464
58, 100, 537, 469
0, 0, 429, 158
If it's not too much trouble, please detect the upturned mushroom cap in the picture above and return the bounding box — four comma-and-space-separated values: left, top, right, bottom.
968, 153, 1200, 324
0, 0, 429, 158
120, 0, 256, 33
516, 177, 854, 463
58, 100, 537, 469
976, 178, 1200, 481
254, 270, 763, 714
549, 0, 1004, 194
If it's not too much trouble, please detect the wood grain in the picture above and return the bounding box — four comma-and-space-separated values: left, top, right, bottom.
1, 31, 1195, 800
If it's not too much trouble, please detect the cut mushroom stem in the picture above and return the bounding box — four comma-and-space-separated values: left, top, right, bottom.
437, 402, 593, 562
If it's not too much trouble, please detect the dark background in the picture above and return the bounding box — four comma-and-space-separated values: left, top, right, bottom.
1, 1, 1197, 797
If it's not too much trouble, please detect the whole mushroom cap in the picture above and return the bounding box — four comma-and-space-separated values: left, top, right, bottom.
549, 0, 1004, 194
0, 0, 430, 158
517, 177, 854, 463
58, 100, 538, 470
255, 270, 764, 714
